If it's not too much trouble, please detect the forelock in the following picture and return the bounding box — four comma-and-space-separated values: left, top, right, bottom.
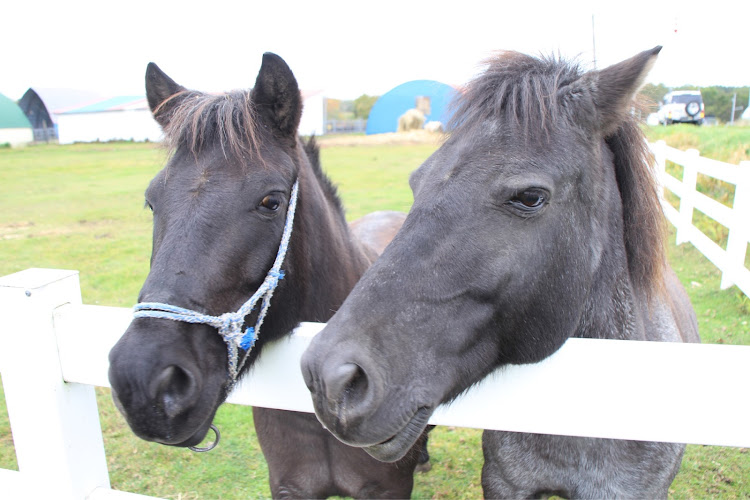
160, 90, 261, 162
449, 51, 586, 138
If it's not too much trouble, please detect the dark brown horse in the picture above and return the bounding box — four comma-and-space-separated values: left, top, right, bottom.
302, 47, 700, 498
107, 53, 427, 498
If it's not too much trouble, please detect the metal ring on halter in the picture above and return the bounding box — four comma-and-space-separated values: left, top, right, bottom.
189, 424, 221, 452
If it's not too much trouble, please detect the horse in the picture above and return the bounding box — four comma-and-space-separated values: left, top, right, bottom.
301, 46, 700, 498
107, 53, 428, 498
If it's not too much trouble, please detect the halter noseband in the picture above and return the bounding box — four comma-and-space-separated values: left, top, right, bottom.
133, 179, 300, 384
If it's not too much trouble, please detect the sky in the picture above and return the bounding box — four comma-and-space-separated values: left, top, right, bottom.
2, 0, 748, 102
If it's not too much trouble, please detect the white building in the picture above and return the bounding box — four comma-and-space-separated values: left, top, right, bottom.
55, 90, 326, 145
56, 96, 162, 144
299, 90, 326, 136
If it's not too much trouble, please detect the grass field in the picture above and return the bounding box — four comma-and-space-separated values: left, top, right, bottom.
1, 128, 748, 498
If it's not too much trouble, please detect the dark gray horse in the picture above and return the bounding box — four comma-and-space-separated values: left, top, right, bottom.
302, 47, 700, 498
107, 53, 428, 498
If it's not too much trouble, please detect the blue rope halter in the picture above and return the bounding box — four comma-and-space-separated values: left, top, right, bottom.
133, 179, 300, 383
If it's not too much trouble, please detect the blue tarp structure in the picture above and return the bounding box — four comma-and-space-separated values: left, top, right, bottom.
366, 80, 455, 135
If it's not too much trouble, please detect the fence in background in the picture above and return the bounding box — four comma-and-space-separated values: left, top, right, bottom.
651, 140, 750, 297
31, 127, 58, 142
325, 119, 366, 134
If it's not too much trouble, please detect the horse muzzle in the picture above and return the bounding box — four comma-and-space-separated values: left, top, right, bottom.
301, 339, 433, 462
108, 319, 227, 449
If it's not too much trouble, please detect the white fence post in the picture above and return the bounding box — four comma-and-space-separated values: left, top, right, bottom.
652, 140, 667, 202
676, 149, 700, 245
721, 161, 750, 289
0, 269, 110, 499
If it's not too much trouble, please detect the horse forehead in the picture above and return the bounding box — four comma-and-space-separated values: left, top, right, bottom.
434, 129, 577, 180
166, 149, 291, 194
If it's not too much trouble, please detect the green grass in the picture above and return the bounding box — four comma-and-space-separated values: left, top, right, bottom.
1, 139, 748, 498
320, 143, 436, 219
645, 124, 750, 165
0, 142, 163, 306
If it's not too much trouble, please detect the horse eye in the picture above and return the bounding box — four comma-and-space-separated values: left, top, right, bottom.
260, 195, 281, 211
509, 189, 547, 211
145, 200, 154, 212
517, 191, 544, 207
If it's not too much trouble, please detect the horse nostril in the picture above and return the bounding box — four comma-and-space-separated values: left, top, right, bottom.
150, 365, 198, 418
326, 362, 368, 409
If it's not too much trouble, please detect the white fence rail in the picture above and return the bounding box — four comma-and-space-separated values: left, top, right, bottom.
1, 269, 750, 499
651, 140, 750, 297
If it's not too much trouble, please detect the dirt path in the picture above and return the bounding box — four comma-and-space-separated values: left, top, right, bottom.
316, 130, 446, 147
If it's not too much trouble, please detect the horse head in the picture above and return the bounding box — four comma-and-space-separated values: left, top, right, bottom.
108, 53, 308, 447
302, 47, 666, 462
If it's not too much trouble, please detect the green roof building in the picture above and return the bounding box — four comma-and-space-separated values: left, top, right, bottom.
0, 93, 33, 146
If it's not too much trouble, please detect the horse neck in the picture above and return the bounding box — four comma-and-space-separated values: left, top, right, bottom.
234, 156, 372, 371
575, 258, 645, 341
574, 158, 648, 342
286, 158, 373, 323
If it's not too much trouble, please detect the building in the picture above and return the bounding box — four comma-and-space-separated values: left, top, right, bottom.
18, 88, 103, 142
0, 93, 33, 147
16, 87, 326, 145
366, 80, 456, 135
299, 90, 326, 136
56, 96, 162, 144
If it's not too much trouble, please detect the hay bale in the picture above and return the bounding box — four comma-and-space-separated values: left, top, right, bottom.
424, 121, 443, 133
397, 108, 425, 132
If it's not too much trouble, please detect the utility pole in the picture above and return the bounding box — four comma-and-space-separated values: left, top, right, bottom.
592, 14, 597, 70
730, 93, 737, 125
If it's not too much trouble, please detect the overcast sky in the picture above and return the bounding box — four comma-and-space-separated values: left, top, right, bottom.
2, 0, 748, 101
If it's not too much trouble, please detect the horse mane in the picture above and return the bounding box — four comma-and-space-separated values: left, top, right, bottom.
450, 51, 665, 294
302, 135, 346, 217
605, 121, 666, 294
160, 89, 261, 161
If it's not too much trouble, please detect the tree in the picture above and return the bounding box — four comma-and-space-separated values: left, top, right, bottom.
353, 94, 379, 120
326, 98, 355, 121
639, 83, 669, 113
700, 86, 749, 122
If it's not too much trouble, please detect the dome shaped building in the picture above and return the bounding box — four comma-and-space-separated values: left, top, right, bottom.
366, 80, 455, 135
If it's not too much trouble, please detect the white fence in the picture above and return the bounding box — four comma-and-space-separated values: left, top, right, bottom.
1, 268, 749, 499
652, 140, 750, 297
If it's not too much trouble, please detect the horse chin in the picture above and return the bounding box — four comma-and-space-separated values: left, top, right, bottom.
362, 406, 432, 462
112, 386, 220, 448
167, 423, 212, 448
142, 414, 215, 448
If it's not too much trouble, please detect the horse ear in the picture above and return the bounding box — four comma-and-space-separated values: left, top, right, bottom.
252, 53, 302, 140
145, 63, 186, 128
592, 46, 662, 135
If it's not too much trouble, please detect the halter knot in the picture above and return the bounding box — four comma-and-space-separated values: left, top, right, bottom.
217, 311, 247, 339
